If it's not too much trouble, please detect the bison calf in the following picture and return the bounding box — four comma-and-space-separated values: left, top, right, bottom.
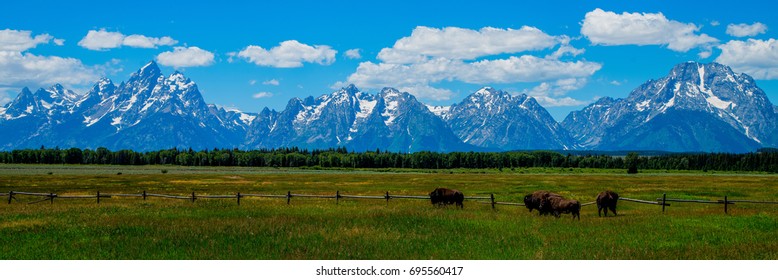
596, 190, 619, 217
524, 190, 561, 216
429, 188, 464, 208
540, 196, 580, 220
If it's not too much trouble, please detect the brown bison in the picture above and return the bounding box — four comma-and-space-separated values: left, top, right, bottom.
429, 188, 464, 208
524, 190, 561, 216
596, 190, 619, 217
540, 196, 581, 220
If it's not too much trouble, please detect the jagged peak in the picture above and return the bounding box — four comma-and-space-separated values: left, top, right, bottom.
49, 83, 65, 92
18, 87, 32, 96
474, 86, 497, 96
134, 60, 162, 79
342, 84, 360, 94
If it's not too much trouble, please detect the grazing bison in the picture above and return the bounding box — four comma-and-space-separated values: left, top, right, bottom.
524, 190, 561, 216
540, 196, 581, 220
429, 188, 464, 208
596, 190, 619, 217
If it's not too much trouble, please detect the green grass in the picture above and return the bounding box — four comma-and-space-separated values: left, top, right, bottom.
1, 164, 777, 260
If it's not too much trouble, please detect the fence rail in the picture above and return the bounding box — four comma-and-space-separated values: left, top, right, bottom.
3, 190, 775, 214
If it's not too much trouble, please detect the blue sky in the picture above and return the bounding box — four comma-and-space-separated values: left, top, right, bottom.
2, 0, 778, 121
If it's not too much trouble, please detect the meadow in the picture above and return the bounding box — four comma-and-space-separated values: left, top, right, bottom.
1, 164, 777, 260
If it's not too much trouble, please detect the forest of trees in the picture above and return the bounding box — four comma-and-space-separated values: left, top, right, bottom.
1, 146, 777, 173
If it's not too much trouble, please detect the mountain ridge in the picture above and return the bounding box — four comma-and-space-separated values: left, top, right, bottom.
1, 61, 776, 153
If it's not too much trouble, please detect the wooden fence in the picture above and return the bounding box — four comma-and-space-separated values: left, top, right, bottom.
3, 190, 776, 214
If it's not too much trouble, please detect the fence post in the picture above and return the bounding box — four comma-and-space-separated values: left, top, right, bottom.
237, 192, 241, 205
191, 192, 196, 203
97, 191, 100, 204
287, 191, 291, 205
491, 193, 495, 209
7, 191, 12, 204
142, 190, 147, 200
724, 195, 728, 214
336, 191, 340, 205
50, 193, 54, 204
662, 193, 667, 213
386, 191, 390, 205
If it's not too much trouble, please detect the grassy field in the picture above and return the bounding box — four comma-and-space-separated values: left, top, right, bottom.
1, 164, 777, 260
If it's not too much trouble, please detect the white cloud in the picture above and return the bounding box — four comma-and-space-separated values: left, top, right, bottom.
252, 91, 273, 99
344, 48, 362, 59
698, 49, 712, 59
339, 25, 601, 101
156, 46, 215, 68
78, 29, 178, 51
397, 85, 454, 101
234, 40, 337, 68
0, 51, 99, 89
716, 39, 778, 79
53, 39, 65, 46
525, 78, 592, 107
609, 80, 622, 86
545, 44, 585, 59
249, 80, 257, 85
78, 30, 124, 50
377, 26, 558, 63
0, 91, 12, 105
344, 56, 600, 100
262, 79, 280, 86
0, 29, 57, 52
726, 22, 768, 37
711, 21, 721, 27
581, 8, 718, 52
531, 95, 590, 107
347, 56, 600, 86
122, 34, 177, 48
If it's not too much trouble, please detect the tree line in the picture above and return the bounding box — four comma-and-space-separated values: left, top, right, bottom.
0, 146, 777, 173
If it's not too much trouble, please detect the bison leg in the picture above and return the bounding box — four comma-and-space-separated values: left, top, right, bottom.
597, 206, 602, 217
610, 206, 617, 216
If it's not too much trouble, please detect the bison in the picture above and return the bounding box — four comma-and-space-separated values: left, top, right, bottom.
596, 190, 619, 217
540, 195, 580, 220
429, 188, 464, 208
524, 190, 561, 216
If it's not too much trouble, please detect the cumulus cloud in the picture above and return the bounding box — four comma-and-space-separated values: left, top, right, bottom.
531, 95, 590, 107
123, 34, 177, 48
524, 78, 592, 107
726, 22, 768, 37
344, 48, 362, 59
156, 46, 215, 68
377, 26, 558, 63
252, 92, 273, 99
262, 79, 280, 86
581, 8, 718, 52
78, 29, 178, 51
545, 44, 585, 59
716, 39, 778, 79
338, 25, 601, 101
345, 56, 601, 100
348, 56, 600, 87
0, 29, 59, 52
234, 40, 337, 68
0, 51, 99, 89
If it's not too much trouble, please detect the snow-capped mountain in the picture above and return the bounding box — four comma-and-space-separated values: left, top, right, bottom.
562, 62, 778, 152
245, 85, 472, 152
0, 85, 84, 150
0, 61, 247, 151
2, 60, 776, 153
444, 87, 574, 150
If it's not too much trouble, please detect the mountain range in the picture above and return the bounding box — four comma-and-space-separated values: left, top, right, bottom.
1, 61, 776, 153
